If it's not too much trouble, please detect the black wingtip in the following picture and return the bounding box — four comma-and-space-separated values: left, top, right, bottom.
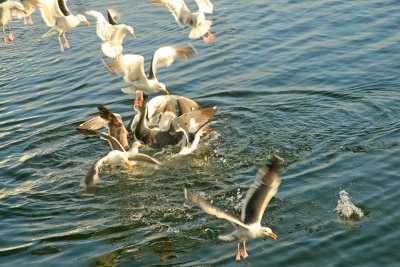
269, 155, 283, 171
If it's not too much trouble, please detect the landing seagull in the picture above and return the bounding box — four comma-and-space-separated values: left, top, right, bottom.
0, 0, 27, 44
24, 0, 90, 52
85, 8, 136, 58
184, 155, 282, 261
153, 0, 215, 43
103, 45, 196, 105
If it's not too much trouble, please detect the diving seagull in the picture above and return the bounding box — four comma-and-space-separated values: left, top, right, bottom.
184, 155, 282, 261
85, 8, 136, 58
103, 45, 196, 105
152, 0, 215, 43
78, 128, 162, 194
0, 0, 27, 44
24, 0, 90, 52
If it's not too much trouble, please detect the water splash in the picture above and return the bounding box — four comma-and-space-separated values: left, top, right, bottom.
335, 190, 364, 220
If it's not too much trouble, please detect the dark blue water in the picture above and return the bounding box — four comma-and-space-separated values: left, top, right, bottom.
1, 0, 399, 266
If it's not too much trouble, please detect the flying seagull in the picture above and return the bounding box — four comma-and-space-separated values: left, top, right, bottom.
184, 155, 282, 261
152, 0, 215, 43
85, 8, 136, 58
0, 0, 27, 44
24, 0, 90, 52
103, 45, 196, 105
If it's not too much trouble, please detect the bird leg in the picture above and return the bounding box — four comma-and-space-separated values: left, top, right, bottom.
63, 32, 70, 49
23, 17, 28, 25
203, 31, 215, 44
134, 91, 144, 107
58, 33, 64, 52
108, 166, 113, 172
2, 27, 9, 44
27, 15, 33, 25
7, 24, 14, 41
236, 242, 241, 261
240, 241, 249, 258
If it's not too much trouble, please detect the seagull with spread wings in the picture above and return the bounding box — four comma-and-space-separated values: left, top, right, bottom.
23, 0, 90, 52
85, 8, 136, 58
184, 155, 282, 261
103, 45, 196, 105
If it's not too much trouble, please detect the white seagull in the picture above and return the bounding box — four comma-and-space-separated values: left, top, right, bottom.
0, 0, 27, 44
85, 8, 136, 58
24, 0, 90, 52
152, 0, 215, 43
103, 45, 196, 105
79, 128, 162, 194
184, 155, 282, 261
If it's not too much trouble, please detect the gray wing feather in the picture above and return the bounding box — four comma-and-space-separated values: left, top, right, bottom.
241, 155, 282, 225
184, 188, 250, 229
127, 152, 162, 165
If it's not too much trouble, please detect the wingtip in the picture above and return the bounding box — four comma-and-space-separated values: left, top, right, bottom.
183, 187, 188, 199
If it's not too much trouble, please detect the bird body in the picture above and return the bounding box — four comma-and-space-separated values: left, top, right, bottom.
0, 0, 27, 43
184, 155, 282, 260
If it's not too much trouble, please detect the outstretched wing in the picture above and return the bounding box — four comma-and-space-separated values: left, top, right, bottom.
77, 128, 126, 152
81, 155, 108, 194
126, 152, 162, 165
176, 106, 217, 134
103, 54, 147, 83
97, 106, 129, 150
184, 188, 250, 229
57, 0, 70, 16
24, 0, 62, 26
149, 45, 196, 79
152, 0, 192, 25
107, 8, 120, 25
241, 155, 282, 225
195, 0, 213, 13
79, 116, 108, 131
85, 10, 113, 41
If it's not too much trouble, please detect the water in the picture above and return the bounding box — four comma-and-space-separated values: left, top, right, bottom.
1, 0, 399, 266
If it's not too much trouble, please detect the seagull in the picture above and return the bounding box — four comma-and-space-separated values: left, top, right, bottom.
85, 8, 136, 58
133, 93, 217, 152
78, 128, 162, 194
24, 0, 90, 52
152, 0, 215, 43
184, 155, 282, 261
0, 0, 27, 44
103, 45, 196, 105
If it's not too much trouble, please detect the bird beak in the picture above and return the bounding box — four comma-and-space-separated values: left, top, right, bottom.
131, 33, 137, 38
139, 144, 146, 148
125, 161, 133, 169
161, 88, 169, 95
85, 21, 90, 26
268, 232, 278, 240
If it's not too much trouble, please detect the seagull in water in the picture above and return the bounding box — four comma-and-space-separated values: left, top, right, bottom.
85, 8, 136, 58
103, 45, 196, 105
24, 0, 90, 52
184, 155, 282, 261
152, 0, 215, 43
0, 0, 27, 44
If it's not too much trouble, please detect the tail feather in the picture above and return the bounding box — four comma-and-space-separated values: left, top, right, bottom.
42, 28, 57, 38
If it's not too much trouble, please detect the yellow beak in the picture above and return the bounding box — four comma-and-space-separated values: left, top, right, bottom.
139, 143, 146, 148
268, 232, 278, 240
131, 33, 137, 38
161, 88, 169, 95
85, 21, 90, 26
124, 161, 133, 169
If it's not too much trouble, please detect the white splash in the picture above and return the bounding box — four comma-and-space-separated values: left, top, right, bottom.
335, 190, 364, 219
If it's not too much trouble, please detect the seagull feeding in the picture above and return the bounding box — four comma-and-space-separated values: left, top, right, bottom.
184, 155, 282, 261
0, 0, 27, 44
103, 45, 196, 105
24, 0, 90, 52
85, 8, 136, 58
153, 0, 215, 43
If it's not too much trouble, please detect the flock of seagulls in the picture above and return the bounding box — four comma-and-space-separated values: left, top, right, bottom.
2, 0, 284, 262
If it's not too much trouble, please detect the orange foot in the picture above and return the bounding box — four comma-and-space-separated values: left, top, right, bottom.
203, 33, 215, 44
240, 249, 248, 258
4, 36, 9, 44
236, 251, 241, 261
9, 32, 14, 41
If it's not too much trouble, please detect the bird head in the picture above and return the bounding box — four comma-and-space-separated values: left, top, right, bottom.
126, 26, 136, 38
158, 83, 169, 95
132, 141, 145, 149
262, 227, 278, 240
77, 14, 90, 26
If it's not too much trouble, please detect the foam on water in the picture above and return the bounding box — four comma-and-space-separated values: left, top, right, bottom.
335, 190, 364, 220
